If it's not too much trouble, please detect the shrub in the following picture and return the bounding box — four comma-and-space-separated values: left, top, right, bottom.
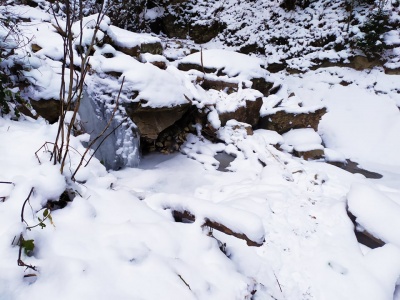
356, 10, 390, 59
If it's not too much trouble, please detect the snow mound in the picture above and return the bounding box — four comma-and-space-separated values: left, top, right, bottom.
178, 49, 268, 80
107, 25, 161, 48
90, 47, 194, 107
348, 183, 400, 247
281, 128, 323, 153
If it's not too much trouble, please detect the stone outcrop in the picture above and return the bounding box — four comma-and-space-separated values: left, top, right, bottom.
125, 102, 191, 140
160, 14, 223, 44
259, 107, 327, 134
106, 40, 163, 57
189, 21, 224, 44
178, 62, 218, 74
199, 78, 239, 93
219, 98, 263, 127
250, 78, 274, 97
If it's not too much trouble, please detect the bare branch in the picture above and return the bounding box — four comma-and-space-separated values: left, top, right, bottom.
20, 187, 34, 226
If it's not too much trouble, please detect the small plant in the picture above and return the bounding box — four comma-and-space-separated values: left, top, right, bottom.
0, 68, 26, 118
356, 9, 390, 59
17, 187, 55, 271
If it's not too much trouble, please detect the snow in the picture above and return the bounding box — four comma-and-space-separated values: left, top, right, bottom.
89, 49, 193, 107
107, 25, 161, 48
3, 64, 400, 298
207, 88, 263, 114
348, 183, 400, 247
178, 49, 268, 80
282, 128, 322, 147
2, 2, 400, 300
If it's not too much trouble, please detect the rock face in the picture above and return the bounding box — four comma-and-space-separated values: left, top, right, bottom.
30, 99, 60, 124
160, 13, 223, 43
189, 21, 224, 44
125, 103, 191, 140
259, 107, 327, 134
219, 98, 263, 127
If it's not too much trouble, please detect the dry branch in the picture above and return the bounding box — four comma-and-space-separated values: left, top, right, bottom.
20, 187, 34, 226
172, 209, 263, 247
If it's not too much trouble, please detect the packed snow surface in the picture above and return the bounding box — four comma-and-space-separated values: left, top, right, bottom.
2, 64, 400, 299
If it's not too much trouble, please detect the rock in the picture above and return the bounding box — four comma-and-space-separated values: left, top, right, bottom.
310, 55, 381, 71
349, 55, 380, 70
161, 14, 188, 40
251, 77, 274, 96
384, 66, 400, 75
190, 21, 224, 44
30, 99, 60, 124
150, 61, 167, 70
124, 102, 191, 140
200, 77, 238, 93
293, 148, 324, 160
177, 62, 218, 73
259, 107, 327, 134
267, 61, 287, 73
239, 43, 266, 55
105, 26, 163, 57
161, 13, 223, 43
347, 208, 385, 249
141, 42, 163, 55
110, 42, 163, 57
31, 44, 42, 52
219, 97, 263, 127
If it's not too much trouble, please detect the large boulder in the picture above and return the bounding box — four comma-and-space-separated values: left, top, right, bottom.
105, 25, 163, 57
259, 107, 327, 134
125, 102, 192, 140
218, 97, 263, 127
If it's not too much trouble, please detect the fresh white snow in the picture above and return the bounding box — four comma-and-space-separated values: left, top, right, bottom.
1, 3, 400, 300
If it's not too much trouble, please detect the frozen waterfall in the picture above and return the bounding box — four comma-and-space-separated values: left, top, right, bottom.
78, 91, 140, 170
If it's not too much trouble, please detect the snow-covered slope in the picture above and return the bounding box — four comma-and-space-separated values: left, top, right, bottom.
1, 1, 400, 300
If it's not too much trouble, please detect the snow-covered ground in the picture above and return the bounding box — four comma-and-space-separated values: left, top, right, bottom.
1, 66, 400, 299
1, 1, 400, 299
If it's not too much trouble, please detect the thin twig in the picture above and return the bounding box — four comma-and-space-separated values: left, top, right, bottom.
200, 47, 206, 76
178, 274, 191, 290
20, 187, 34, 226
273, 272, 283, 294
35, 142, 56, 164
